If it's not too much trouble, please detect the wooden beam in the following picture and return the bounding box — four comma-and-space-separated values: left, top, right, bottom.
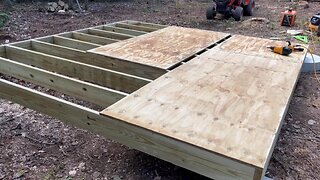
31, 40, 87, 58
9, 40, 32, 49
53, 36, 101, 51
0, 78, 259, 180
88, 29, 134, 40
29, 40, 165, 80
115, 23, 158, 32
36, 36, 53, 43
0, 57, 126, 107
127, 20, 168, 29
72, 32, 119, 45
5, 45, 151, 93
0, 46, 5, 57
102, 26, 146, 36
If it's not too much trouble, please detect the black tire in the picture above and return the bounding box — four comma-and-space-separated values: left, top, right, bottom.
233, 7, 243, 21
206, 6, 216, 20
244, 0, 255, 16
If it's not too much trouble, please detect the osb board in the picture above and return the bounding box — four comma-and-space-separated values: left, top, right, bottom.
101, 35, 306, 170
88, 26, 229, 69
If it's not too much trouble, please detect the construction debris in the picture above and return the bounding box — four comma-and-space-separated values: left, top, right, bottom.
47, 0, 69, 12
287, 29, 304, 35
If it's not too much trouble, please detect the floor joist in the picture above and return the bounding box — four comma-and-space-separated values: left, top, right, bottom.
126, 20, 168, 29
115, 23, 159, 32
102, 25, 147, 36
72, 32, 119, 45
52, 36, 101, 51
88, 28, 134, 40
0, 57, 126, 107
11, 40, 164, 80
5, 45, 150, 93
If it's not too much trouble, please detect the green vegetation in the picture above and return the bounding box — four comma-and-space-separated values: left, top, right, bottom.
0, 13, 10, 28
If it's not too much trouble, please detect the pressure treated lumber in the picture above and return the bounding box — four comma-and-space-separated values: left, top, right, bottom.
115, 23, 159, 32
0, 78, 257, 180
88, 29, 134, 40
72, 32, 119, 45
53, 36, 101, 51
15, 40, 165, 80
90, 26, 230, 69
126, 20, 168, 29
5, 45, 150, 93
102, 26, 146, 36
101, 35, 307, 180
0, 57, 126, 106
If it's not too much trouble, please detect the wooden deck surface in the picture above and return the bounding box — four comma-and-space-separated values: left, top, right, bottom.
101, 35, 306, 178
89, 26, 229, 69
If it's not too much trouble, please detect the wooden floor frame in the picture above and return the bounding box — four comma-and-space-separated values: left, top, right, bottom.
0, 20, 269, 180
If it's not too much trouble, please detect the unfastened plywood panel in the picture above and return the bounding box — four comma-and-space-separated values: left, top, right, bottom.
212, 35, 304, 62
89, 26, 229, 69
101, 35, 306, 175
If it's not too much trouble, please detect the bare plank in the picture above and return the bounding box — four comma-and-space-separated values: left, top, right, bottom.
88, 29, 134, 40
102, 26, 146, 36
115, 23, 158, 32
0, 57, 126, 107
5, 45, 151, 93
29, 40, 164, 80
9, 40, 32, 49
126, 20, 168, 29
0, 78, 258, 180
53, 36, 101, 51
31, 40, 86, 58
0, 46, 5, 57
72, 32, 119, 45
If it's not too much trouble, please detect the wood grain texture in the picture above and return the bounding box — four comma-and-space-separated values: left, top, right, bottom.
0, 57, 126, 107
28, 40, 165, 80
0, 78, 257, 180
6, 45, 151, 93
72, 32, 119, 45
88, 29, 134, 40
89, 26, 229, 69
125, 20, 168, 29
214, 35, 304, 62
102, 26, 147, 36
53, 36, 101, 50
115, 23, 159, 32
101, 35, 306, 179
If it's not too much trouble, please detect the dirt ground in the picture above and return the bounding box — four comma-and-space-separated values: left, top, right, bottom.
0, 0, 320, 179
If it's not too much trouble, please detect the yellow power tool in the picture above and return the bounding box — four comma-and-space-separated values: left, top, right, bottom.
267, 41, 304, 56
267, 41, 292, 56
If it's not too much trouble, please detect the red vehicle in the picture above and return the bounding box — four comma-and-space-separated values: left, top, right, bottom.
206, 0, 255, 21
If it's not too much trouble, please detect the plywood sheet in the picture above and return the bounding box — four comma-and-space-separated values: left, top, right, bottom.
212, 34, 304, 62
89, 26, 229, 69
101, 35, 306, 170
